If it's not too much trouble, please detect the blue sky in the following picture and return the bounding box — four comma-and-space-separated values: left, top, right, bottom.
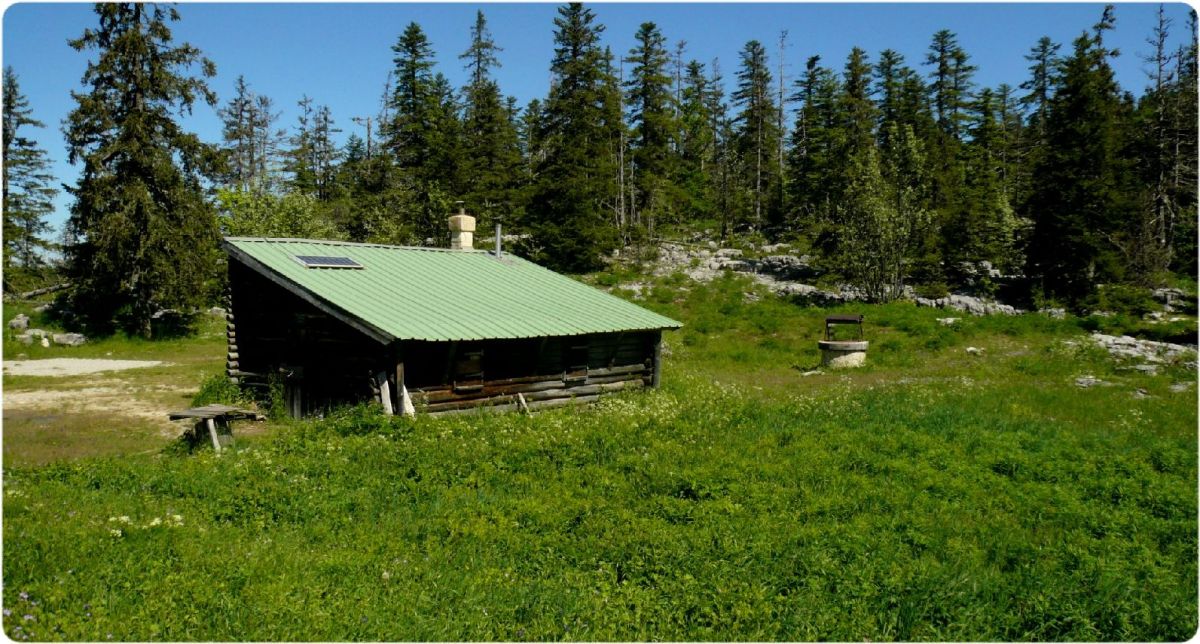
3, 2, 1194, 236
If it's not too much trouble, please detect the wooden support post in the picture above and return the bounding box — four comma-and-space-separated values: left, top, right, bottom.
516, 392, 530, 414
379, 376, 394, 416
651, 333, 663, 388
400, 383, 415, 417
205, 418, 222, 452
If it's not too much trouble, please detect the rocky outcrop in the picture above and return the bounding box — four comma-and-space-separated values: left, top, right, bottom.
1090, 333, 1196, 364
914, 294, 1024, 316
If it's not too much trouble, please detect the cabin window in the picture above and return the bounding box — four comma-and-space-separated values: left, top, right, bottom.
453, 345, 484, 392
564, 340, 589, 383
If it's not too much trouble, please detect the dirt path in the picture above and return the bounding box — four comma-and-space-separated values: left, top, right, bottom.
3, 358, 164, 377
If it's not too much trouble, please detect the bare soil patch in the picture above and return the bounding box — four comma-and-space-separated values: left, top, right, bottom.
3, 358, 165, 377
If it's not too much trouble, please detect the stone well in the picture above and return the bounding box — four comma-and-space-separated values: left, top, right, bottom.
818, 340, 869, 369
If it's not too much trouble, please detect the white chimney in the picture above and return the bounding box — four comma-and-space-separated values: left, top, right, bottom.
448, 203, 475, 250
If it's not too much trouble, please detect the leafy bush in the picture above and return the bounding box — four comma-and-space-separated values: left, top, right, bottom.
1086, 284, 1158, 316
913, 282, 950, 299
190, 373, 247, 407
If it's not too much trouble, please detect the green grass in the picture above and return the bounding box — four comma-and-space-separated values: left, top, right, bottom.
3, 275, 1197, 640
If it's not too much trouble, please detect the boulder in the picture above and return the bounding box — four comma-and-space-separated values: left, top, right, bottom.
32, 304, 50, 314
756, 255, 820, 281
209, 306, 227, 317
8, 314, 29, 330
52, 332, 87, 347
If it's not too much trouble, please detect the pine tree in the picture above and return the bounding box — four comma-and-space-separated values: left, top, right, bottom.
1020, 36, 1062, 141
874, 49, 906, 135
676, 60, 715, 223
1128, 5, 1194, 284
526, 3, 619, 271
285, 95, 318, 195
311, 105, 341, 201
1025, 5, 1138, 305
218, 76, 283, 193
786, 55, 840, 232
387, 22, 437, 172
705, 59, 737, 238
2, 66, 57, 271
732, 40, 781, 232
625, 22, 675, 236
945, 88, 1020, 280
924, 29, 975, 140
459, 10, 521, 226
839, 47, 877, 158
63, 3, 222, 337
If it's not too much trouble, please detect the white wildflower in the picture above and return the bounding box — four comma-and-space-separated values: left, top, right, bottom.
109, 528, 123, 538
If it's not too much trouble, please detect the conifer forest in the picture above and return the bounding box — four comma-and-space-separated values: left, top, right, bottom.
2, 2, 1197, 332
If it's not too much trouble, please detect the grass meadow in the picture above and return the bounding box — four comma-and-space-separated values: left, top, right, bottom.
2, 274, 1197, 640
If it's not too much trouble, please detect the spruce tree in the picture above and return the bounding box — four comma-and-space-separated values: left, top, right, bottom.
945, 88, 1020, 280
625, 22, 675, 235
459, 11, 521, 225
677, 60, 715, 222
731, 40, 781, 232
924, 29, 975, 140
1025, 6, 1138, 305
1129, 5, 1195, 283
387, 22, 437, 173
1020, 36, 1062, 141
218, 76, 283, 193
526, 3, 618, 271
2, 66, 57, 271
786, 55, 840, 228
63, 3, 221, 337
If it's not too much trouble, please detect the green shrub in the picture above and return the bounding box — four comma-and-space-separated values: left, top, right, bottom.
913, 282, 951, 299
191, 373, 247, 407
1087, 284, 1158, 316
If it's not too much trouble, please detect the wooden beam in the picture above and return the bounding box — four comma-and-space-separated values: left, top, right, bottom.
378, 373, 394, 416
651, 332, 662, 388
426, 394, 602, 417
205, 418, 222, 452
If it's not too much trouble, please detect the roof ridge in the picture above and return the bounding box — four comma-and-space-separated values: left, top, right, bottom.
223, 236, 493, 254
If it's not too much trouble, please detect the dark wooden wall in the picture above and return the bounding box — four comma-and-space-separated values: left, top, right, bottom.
228, 258, 664, 418
228, 260, 391, 416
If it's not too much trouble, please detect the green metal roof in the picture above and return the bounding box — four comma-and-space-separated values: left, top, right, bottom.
224, 237, 681, 343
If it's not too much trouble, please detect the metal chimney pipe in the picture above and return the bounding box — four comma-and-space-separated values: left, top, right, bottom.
494, 220, 502, 259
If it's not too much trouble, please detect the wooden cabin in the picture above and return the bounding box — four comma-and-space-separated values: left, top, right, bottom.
222, 218, 681, 418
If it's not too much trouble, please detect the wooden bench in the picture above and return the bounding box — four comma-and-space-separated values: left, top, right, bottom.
167, 404, 264, 452
824, 314, 864, 341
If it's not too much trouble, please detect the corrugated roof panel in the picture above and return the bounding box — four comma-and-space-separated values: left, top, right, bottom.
225, 237, 682, 342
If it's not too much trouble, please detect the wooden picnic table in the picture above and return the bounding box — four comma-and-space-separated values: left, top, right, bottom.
168, 404, 264, 451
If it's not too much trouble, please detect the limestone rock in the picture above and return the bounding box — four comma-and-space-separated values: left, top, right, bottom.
937, 317, 961, 326
1169, 382, 1194, 393
8, 314, 29, 330
52, 332, 87, 347
1090, 333, 1196, 364
209, 306, 227, 317
1075, 375, 1108, 388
